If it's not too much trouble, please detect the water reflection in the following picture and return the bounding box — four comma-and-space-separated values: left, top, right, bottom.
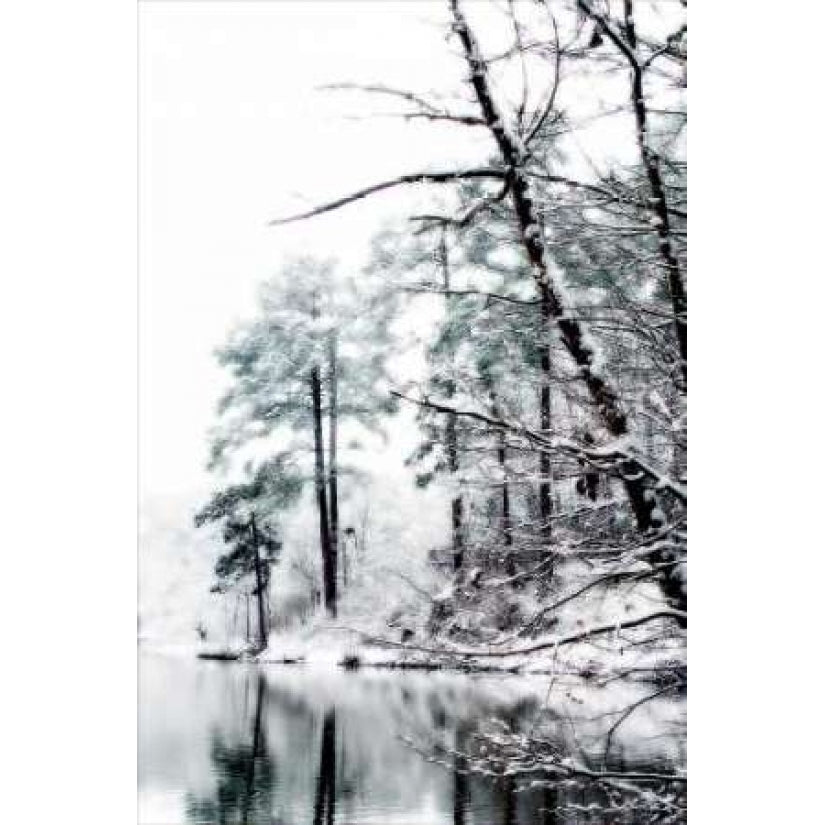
453, 725, 469, 825
185, 675, 276, 825
312, 711, 336, 825
139, 649, 684, 825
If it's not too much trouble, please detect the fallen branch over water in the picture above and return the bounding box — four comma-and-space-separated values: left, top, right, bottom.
335, 609, 685, 660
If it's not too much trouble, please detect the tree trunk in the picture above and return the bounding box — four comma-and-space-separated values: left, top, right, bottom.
446, 404, 464, 572
311, 366, 337, 618
538, 346, 553, 544
450, 0, 684, 617
499, 434, 513, 550
579, 0, 687, 387
327, 331, 340, 587
441, 233, 465, 572
490, 391, 514, 574
451, 492, 465, 573
248, 513, 268, 651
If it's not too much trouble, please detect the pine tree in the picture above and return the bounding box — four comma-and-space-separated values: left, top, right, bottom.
208, 257, 398, 617
194, 457, 298, 650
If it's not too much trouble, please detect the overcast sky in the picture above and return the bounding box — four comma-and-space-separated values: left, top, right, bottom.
138, 1, 498, 503
138, 0, 656, 509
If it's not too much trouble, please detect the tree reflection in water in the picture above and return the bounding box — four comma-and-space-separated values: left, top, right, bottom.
149, 655, 684, 825
453, 724, 469, 825
312, 710, 337, 825
185, 674, 275, 825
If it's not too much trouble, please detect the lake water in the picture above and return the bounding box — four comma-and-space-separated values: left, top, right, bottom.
139, 647, 685, 824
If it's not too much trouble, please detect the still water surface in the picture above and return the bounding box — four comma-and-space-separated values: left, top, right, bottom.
139, 647, 683, 824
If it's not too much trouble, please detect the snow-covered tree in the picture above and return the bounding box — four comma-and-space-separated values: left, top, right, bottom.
194, 457, 299, 650
208, 257, 398, 618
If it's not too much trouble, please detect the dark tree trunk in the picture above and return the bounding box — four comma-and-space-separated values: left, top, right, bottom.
576, 433, 600, 502
538, 346, 553, 545
453, 725, 470, 825
579, 0, 687, 387
327, 331, 340, 587
450, 0, 684, 617
248, 513, 268, 651
490, 391, 514, 574
312, 710, 337, 825
499, 434, 513, 550
625, 0, 687, 390
451, 492, 465, 573
311, 366, 337, 618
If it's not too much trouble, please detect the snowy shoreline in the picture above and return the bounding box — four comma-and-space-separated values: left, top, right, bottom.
145, 622, 683, 684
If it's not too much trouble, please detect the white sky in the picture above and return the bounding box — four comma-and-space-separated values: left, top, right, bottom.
138, 0, 664, 507
139, 1, 493, 502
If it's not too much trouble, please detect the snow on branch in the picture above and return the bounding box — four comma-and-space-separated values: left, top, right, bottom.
321, 82, 487, 126
268, 169, 506, 226
390, 390, 687, 503
353, 609, 685, 660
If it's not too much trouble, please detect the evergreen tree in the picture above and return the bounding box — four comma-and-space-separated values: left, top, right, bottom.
194, 456, 299, 649
208, 257, 398, 617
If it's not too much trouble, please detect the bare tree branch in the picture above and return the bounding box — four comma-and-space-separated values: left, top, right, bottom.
269, 169, 506, 226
